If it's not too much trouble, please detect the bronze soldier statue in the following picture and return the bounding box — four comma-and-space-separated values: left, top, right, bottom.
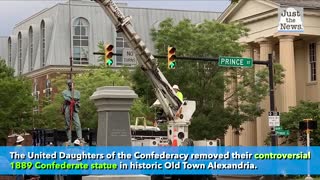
62, 79, 86, 145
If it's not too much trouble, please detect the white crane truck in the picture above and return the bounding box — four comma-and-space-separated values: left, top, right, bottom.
94, 0, 217, 179
94, 0, 196, 147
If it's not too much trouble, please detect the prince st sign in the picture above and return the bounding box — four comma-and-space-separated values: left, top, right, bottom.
218, 56, 253, 68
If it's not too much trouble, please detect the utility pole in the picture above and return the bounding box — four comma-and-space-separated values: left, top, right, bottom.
268, 53, 278, 180
68, 0, 74, 135
304, 118, 313, 180
268, 53, 277, 147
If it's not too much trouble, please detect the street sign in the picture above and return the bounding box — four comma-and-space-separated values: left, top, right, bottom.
122, 48, 137, 65
268, 111, 280, 127
218, 56, 253, 68
276, 129, 290, 136
268, 111, 280, 116
275, 126, 283, 131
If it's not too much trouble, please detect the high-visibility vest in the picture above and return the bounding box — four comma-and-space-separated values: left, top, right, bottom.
176, 91, 183, 102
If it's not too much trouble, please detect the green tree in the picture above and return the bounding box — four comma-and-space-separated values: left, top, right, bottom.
279, 101, 320, 146
0, 59, 33, 145
97, 41, 105, 64
37, 66, 153, 130
132, 18, 284, 140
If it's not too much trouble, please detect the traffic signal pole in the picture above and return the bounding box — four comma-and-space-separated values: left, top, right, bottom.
268, 54, 277, 148
93, 52, 277, 146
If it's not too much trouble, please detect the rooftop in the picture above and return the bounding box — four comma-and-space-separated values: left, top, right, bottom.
271, 0, 320, 9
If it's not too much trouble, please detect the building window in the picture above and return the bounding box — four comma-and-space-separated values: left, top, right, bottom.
18, 32, 22, 75
8, 38, 11, 67
73, 17, 89, 65
45, 79, 52, 98
33, 81, 39, 101
116, 32, 129, 66
29, 27, 33, 71
309, 43, 316, 81
32, 80, 39, 114
40, 20, 45, 67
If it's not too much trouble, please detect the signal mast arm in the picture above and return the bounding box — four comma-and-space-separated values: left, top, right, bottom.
94, 0, 182, 120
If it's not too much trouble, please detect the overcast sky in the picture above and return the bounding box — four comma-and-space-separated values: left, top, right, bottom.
0, 0, 231, 36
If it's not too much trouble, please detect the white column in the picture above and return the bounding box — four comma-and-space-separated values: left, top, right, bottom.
224, 65, 239, 146
239, 45, 257, 146
277, 35, 297, 112
224, 126, 239, 146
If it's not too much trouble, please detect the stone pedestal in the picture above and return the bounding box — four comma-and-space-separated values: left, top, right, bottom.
90, 86, 138, 146
87, 88, 149, 180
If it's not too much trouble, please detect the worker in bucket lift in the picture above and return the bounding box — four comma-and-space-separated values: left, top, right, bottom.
173, 85, 183, 102
153, 85, 184, 126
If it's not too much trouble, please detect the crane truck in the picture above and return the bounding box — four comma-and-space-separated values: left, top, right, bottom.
94, 1, 217, 179
93, 0, 196, 147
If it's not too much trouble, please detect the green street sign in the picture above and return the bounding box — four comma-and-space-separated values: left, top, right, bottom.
275, 126, 283, 131
218, 56, 253, 68
276, 130, 290, 136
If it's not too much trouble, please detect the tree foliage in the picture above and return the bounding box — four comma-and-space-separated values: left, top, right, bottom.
279, 101, 320, 146
0, 59, 33, 145
36, 66, 153, 130
132, 18, 284, 140
97, 41, 105, 64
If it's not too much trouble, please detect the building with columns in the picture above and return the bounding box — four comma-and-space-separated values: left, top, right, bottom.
219, 0, 320, 146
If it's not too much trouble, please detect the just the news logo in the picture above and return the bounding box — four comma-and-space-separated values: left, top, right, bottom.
278, 7, 304, 32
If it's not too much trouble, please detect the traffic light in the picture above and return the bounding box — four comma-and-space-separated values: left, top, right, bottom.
167, 46, 176, 69
104, 44, 114, 66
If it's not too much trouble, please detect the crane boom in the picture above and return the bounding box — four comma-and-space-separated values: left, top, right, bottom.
94, 0, 196, 146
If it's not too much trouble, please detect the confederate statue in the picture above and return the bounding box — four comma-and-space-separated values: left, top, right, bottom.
62, 79, 85, 145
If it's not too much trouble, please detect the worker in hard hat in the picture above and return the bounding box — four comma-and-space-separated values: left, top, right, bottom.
74, 139, 81, 146
62, 79, 86, 145
16, 135, 24, 180
173, 85, 183, 102
70, 139, 83, 180
16, 135, 24, 146
15, 136, 40, 180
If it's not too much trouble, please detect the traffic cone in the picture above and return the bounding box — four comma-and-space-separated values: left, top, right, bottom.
172, 138, 178, 146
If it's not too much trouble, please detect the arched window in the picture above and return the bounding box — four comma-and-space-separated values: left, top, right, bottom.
116, 32, 129, 66
32, 79, 40, 115
18, 32, 22, 75
33, 80, 39, 101
40, 20, 45, 67
73, 17, 89, 64
29, 26, 33, 71
44, 78, 52, 100
8, 37, 11, 67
